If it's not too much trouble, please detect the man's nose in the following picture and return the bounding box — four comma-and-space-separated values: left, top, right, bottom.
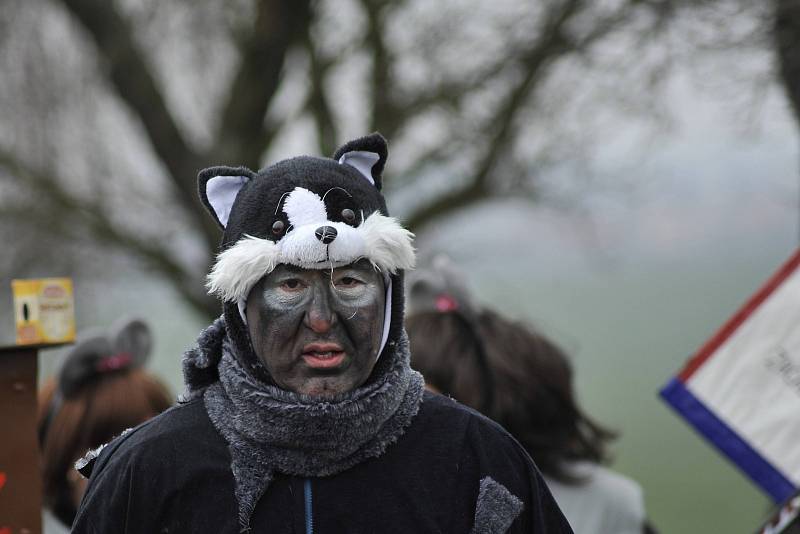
304, 283, 336, 333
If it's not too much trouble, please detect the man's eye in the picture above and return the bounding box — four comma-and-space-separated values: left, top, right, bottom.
338, 277, 361, 287
282, 279, 302, 290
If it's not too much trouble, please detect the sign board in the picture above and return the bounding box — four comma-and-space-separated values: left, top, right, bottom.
0, 345, 46, 534
661, 250, 800, 503
11, 278, 75, 345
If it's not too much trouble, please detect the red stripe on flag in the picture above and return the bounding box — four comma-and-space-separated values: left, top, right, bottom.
678, 249, 800, 382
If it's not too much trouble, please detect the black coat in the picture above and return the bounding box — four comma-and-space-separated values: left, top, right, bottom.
72, 391, 572, 533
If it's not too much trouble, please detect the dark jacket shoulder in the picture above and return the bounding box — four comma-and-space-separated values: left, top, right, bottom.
73, 398, 238, 534
414, 390, 535, 464
81, 398, 222, 478
410, 390, 572, 533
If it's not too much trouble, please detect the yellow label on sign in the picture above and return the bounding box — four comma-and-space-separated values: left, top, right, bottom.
11, 278, 75, 345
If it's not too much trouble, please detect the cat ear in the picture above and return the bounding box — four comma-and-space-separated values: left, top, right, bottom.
333, 133, 388, 191
198, 166, 255, 228
58, 334, 113, 397
110, 318, 153, 365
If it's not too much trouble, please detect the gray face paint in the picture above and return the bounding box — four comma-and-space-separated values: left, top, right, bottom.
246, 259, 386, 397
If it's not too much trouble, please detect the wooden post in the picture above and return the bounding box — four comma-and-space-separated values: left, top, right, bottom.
0, 344, 64, 534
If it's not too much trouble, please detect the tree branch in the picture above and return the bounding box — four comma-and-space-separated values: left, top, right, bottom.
776, 0, 800, 123
303, 19, 338, 156
405, 0, 584, 230
404, 0, 650, 232
214, 0, 312, 167
359, 0, 406, 138
404, 178, 488, 232
393, 60, 510, 120
0, 150, 217, 317
56, 0, 220, 251
385, 141, 458, 193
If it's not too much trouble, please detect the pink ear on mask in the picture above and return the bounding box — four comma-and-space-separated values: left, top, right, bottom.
206, 175, 250, 228
338, 151, 381, 186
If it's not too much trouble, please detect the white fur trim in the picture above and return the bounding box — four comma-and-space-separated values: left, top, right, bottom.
206, 235, 280, 302
279, 221, 365, 267
207, 212, 415, 303
360, 213, 416, 273
206, 175, 249, 227
379, 277, 392, 359
283, 187, 327, 228
238, 299, 248, 324
338, 151, 380, 186
74, 427, 134, 474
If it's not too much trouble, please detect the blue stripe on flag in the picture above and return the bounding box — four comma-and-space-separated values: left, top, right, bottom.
660, 377, 797, 503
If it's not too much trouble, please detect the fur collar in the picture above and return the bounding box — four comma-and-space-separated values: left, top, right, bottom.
180, 316, 226, 400
189, 322, 423, 532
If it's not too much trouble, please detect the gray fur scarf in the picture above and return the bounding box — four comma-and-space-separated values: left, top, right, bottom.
183, 318, 425, 532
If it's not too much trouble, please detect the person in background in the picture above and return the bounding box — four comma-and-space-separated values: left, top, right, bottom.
38, 317, 172, 532
406, 257, 654, 534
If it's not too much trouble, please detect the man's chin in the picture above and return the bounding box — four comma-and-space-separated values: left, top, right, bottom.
304, 388, 342, 399
295, 376, 362, 398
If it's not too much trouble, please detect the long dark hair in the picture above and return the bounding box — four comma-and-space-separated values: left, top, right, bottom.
406, 309, 617, 483
38, 369, 172, 525
38, 319, 173, 526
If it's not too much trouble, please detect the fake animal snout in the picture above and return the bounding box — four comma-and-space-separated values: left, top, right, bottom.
315, 226, 338, 244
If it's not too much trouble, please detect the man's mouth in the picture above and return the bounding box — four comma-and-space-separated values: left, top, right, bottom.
301, 342, 346, 369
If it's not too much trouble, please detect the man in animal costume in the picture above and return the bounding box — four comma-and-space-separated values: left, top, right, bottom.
72, 134, 571, 533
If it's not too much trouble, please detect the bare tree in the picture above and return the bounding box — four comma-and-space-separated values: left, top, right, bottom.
0, 0, 688, 318
777, 1, 800, 120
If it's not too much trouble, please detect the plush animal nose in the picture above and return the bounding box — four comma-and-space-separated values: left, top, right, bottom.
315, 225, 337, 244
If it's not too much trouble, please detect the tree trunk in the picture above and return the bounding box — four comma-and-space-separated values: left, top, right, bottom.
776, 0, 800, 121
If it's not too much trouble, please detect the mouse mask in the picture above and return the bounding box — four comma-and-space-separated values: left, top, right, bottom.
198, 133, 415, 382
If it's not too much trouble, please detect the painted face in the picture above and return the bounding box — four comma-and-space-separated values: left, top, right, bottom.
246, 259, 386, 397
